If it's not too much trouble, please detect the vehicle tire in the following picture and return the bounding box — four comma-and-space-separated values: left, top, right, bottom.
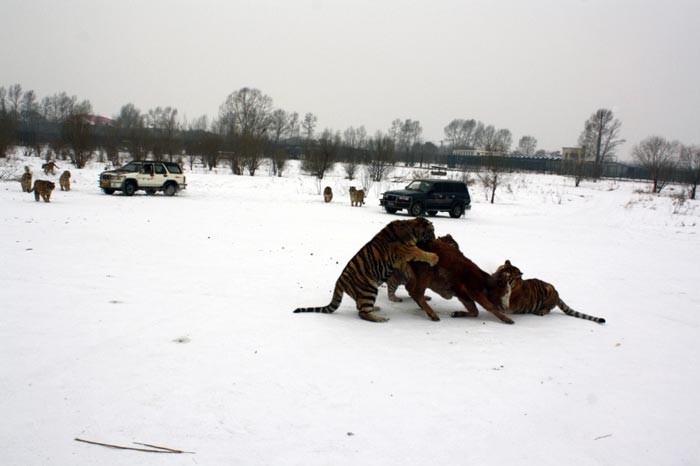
145, 188, 157, 195
163, 182, 177, 197
449, 204, 464, 218
123, 181, 137, 196
409, 202, 424, 217
384, 206, 398, 214
102, 188, 115, 195
427, 210, 438, 217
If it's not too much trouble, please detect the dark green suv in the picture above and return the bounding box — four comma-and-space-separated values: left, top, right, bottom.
380, 179, 471, 218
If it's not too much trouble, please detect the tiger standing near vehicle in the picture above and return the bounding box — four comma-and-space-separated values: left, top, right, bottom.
349, 187, 365, 206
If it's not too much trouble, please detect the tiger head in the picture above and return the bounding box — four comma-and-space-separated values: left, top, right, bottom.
390, 217, 435, 242
492, 260, 523, 286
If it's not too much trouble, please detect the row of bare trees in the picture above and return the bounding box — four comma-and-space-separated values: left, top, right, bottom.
3, 83, 699, 199
632, 137, 700, 198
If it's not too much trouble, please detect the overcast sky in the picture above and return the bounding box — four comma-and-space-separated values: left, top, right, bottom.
2, 0, 699, 159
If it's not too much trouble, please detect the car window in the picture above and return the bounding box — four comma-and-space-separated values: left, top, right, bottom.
165, 163, 183, 174
154, 164, 166, 175
142, 163, 153, 174
120, 162, 141, 172
406, 180, 432, 192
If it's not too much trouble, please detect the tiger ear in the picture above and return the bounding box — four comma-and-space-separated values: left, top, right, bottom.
505, 260, 511, 266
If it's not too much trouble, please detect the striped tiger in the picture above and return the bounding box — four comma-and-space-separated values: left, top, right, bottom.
493, 260, 606, 324
28, 180, 56, 203
293, 217, 438, 322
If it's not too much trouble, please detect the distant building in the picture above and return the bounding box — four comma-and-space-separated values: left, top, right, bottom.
561, 146, 586, 162
451, 148, 503, 157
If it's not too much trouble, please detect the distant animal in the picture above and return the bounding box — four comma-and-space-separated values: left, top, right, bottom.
59, 170, 71, 191
293, 217, 439, 322
349, 187, 365, 206
387, 234, 460, 303
20, 166, 32, 192
323, 186, 333, 203
485, 260, 606, 324
405, 239, 514, 323
28, 180, 56, 203
42, 161, 59, 175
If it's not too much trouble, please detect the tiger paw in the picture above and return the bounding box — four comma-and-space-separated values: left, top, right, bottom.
426, 253, 439, 266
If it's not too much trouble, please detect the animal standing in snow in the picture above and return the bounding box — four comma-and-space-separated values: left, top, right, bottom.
293, 217, 438, 322
323, 186, 333, 203
472, 260, 606, 324
405, 239, 515, 323
42, 161, 59, 175
19, 166, 32, 192
349, 187, 365, 206
387, 234, 460, 303
59, 170, 71, 191
28, 180, 56, 203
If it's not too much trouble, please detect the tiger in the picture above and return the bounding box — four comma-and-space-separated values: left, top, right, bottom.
20, 166, 32, 192
28, 180, 56, 203
293, 217, 439, 322
42, 161, 59, 175
349, 187, 365, 206
387, 234, 460, 303
59, 170, 71, 191
323, 186, 333, 203
489, 260, 606, 324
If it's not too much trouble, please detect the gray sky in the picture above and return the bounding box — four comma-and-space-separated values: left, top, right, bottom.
2, 0, 699, 159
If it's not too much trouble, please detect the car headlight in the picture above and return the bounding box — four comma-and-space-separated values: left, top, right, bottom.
398, 196, 410, 201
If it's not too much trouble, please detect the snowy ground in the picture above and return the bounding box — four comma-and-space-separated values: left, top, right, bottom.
2, 156, 699, 465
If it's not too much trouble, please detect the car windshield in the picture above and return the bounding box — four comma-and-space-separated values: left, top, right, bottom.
405, 180, 433, 192
118, 162, 141, 172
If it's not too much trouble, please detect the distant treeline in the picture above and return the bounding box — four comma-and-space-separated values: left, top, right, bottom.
1, 83, 698, 197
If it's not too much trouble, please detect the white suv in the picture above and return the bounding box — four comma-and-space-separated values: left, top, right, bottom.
99, 161, 187, 196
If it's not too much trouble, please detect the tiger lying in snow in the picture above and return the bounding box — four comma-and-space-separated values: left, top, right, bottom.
463, 260, 605, 324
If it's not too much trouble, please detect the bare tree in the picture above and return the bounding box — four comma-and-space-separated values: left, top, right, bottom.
579, 108, 625, 178
517, 135, 537, 156
202, 132, 223, 171
0, 87, 16, 157
269, 109, 289, 175
117, 103, 147, 160
394, 119, 423, 166
366, 131, 395, 182
301, 112, 317, 141
477, 153, 508, 204
679, 144, 700, 199
342, 125, 367, 180
145, 106, 179, 161
302, 128, 339, 182
443, 119, 477, 149
287, 112, 300, 139
6, 84, 22, 119
218, 87, 273, 176
62, 113, 94, 168
632, 136, 679, 193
